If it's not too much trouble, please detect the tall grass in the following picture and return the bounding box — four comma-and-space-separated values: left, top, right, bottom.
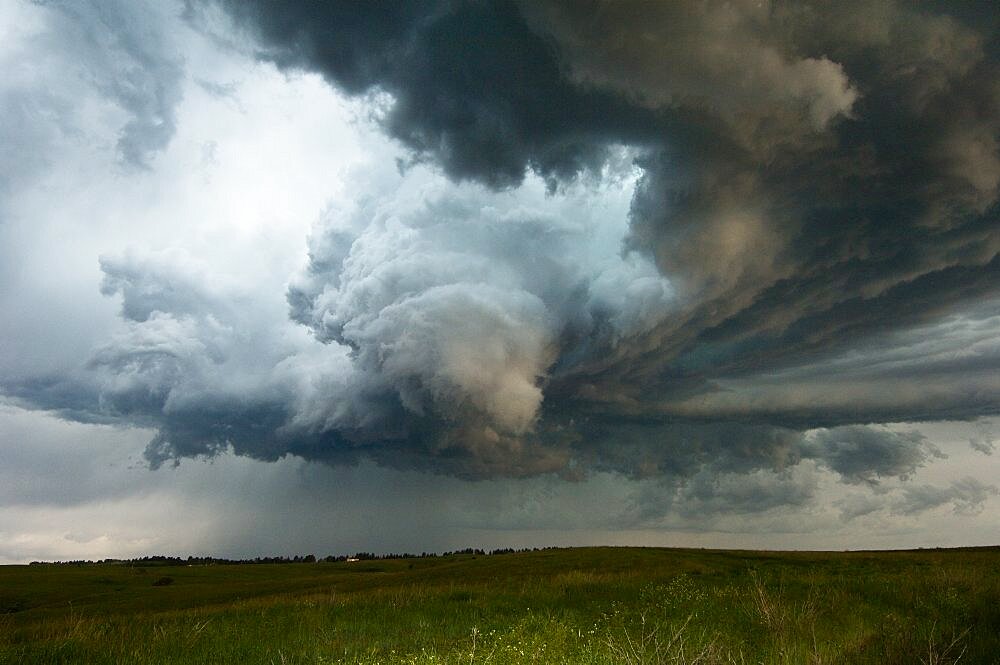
1, 547, 996, 664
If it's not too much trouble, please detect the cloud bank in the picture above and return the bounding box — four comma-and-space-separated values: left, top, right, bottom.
3, 0, 1000, 519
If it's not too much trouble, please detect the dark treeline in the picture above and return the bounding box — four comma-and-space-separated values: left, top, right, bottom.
27, 547, 545, 566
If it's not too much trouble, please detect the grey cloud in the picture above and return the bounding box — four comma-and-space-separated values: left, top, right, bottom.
0, 2, 184, 400
84, 249, 318, 466
570, 421, 803, 482
522, 0, 859, 151
895, 477, 999, 516
198, 0, 1000, 442
627, 465, 821, 527
99, 251, 233, 323
11, 202, 943, 489
835, 476, 999, 521
571, 421, 945, 509
646, 301, 1000, 429
195, 0, 665, 188
802, 427, 943, 485
223, 172, 679, 478
0, 403, 152, 507
5, 0, 1000, 511
286, 173, 670, 452
541, 4, 1000, 443
0, 86, 67, 198
195, 78, 239, 99
35, 0, 185, 169
970, 438, 995, 455
0, 0, 182, 198
970, 423, 996, 454
678, 468, 819, 519
835, 494, 885, 522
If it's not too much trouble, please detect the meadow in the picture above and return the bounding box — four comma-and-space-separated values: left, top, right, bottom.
1, 546, 998, 664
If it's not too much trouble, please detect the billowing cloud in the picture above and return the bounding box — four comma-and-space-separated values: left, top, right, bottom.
191, 0, 665, 188
802, 427, 942, 486
522, 0, 859, 147
2, 0, 1000, 527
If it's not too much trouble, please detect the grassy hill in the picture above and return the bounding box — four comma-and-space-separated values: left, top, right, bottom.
2, 546, 998, 663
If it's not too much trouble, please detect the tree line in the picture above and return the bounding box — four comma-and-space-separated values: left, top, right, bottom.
28, 546, 550, 566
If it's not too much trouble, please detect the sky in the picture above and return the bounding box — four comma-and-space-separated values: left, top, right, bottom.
1, 0, 999, 563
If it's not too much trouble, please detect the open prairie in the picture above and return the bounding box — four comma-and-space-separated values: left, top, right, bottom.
2, 546, 998, 664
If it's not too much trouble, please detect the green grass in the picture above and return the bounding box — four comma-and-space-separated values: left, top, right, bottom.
2, 547, 998, 664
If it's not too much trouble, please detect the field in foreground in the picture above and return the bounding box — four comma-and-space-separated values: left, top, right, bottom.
2, 546, 999, 664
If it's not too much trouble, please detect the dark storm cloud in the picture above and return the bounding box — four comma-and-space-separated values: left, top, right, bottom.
621, 464, 822, 527
532, 2, 1000, 418
802, 427, 943, 486
6, 0, 1000, 502
231, 0, 997, 482
192, 0, 666, 188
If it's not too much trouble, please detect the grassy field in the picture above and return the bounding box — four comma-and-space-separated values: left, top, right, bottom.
1, 546, 998, 664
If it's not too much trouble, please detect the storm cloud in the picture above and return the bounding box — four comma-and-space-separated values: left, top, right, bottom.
3, 0, 1000, 520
